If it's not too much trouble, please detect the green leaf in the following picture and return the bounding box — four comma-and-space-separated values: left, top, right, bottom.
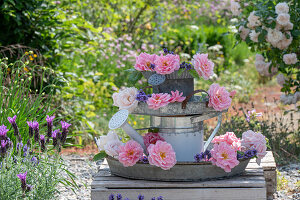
291, 30, 300, 37
177, 68, 185, 77
93, 151, 107, 161
188, 70, 199, 79
128, 70, 142, 84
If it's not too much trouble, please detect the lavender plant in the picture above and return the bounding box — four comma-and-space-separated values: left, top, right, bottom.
0, 117, 77, 199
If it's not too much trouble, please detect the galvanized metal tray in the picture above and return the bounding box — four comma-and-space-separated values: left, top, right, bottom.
132, 96, 216, 117
107, 156, 250, 182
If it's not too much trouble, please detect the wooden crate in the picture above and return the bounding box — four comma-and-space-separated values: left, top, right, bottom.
91, 151, 276, 200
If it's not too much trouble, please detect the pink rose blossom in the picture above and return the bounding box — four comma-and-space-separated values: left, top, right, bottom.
241, 130, 267, 163
143, 132, 165, 148
211, 142, 240, 172
191, 53, 214, 80
148, 141, 176, 170
118, 140, 144, 167
212, 132, 241, 151
147, 93, 171, 110
168, 90, 186, 103
208, 83, 232, 111
154, 54, 180, 75
134, 53, 157, 71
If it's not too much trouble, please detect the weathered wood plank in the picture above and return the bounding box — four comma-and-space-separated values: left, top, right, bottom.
92, 188, 267, 200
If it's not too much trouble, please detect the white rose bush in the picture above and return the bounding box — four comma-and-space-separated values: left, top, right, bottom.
230, 0, 299, 106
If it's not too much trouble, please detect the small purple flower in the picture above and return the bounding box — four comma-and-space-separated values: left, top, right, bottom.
246, 109, 262, 122
8, 115, 21, 141
16, 141, 23, 153
17, 172, 27, 191
157, 196, 164, 200
194, 150, 211, 162
136, 89, 149, 102
23, 144, 29, 157
139, 156, 149, 164
0, 125, 9, 140
151, 198, 155, 200
40, 135, 46, 152
61, 121, 71, 144
150, 64, 155, 70
46, 115, 55, 138
124, 198, 130, 200
27, 121, 34, 138
138, 194, 144, 200
109, 194, 115, 200
32, 121, 39, 142
116, 193, 122, 200
31, 156, 38, 165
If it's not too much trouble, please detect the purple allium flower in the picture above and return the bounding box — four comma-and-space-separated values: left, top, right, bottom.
139, 156, 149, 164
116, 193, 122, 200
109, 194, 115, 200
17, 172, 27, 191
138, 194, 144, 200
136, 89, 149, 102
32, 121, 39, 142
40, 135, 46, 152
61, 121, 71, 144
46, 115, 55, 138
27, 121, 34, 138
0, 125, 9, 140
8, 115, 21, 141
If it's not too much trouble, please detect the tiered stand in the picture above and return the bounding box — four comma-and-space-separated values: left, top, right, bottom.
92, 71, 277, 199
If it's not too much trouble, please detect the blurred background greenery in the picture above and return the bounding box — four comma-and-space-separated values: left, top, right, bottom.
0, 0, 298, 162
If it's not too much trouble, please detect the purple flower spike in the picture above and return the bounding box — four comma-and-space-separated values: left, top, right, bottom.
157, 196, 164, 200
61, 121, 71, 145
109, 194, 115, 200
23, 144, 29, 157
52, 129, 60, 147
116, 194, 122, 200
40, 135, 46, 152
27, 121, 34, 138
31, 156, 38, 166
17, 172, 27, 191
8, 115, 21, 141
46, 115, 55, 138
32, 121, 39, 142
138, 194, 144, 200
0, 125, 9, 140
7, 115, 17, 124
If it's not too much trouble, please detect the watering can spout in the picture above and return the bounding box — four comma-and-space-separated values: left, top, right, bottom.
109, 109, 146, 151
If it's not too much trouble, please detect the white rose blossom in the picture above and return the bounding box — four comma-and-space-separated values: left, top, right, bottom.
239, 26, 250, 41
231, 1, 241, 16
275, 32, 293, 50
276, 13, 290, 26
104, 140, 123, 158
255, 54, 277, 77
249, 30, 260, 42
266, 29, 283, 47
275, 2, 289, 14
95, 131, 123, 158
280, 92, 300, 105
283, 53, 298, 65
247, 11, 261, 29
112, 87, 139, 112
276, 21, 294, 31
276, 73, 287, 87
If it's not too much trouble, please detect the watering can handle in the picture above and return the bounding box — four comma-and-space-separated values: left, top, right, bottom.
203, 113, 222, 152
182, 89, 209, 109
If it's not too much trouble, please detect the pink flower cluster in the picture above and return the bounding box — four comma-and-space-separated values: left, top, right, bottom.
241, 130, 267, 164
148, 140, 176, 170
143, 132, 165, 148
212, 132, 241, 151
135, 53, 180, 75
208, 83, 235, 111
147, 90, 186, 110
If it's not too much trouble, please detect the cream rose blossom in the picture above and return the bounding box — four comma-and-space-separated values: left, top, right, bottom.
231, 1, 241, 16
247, 11, 261, 29
276, 73, 287, 87
283, 53, 298, 65
275, 32, 293, 50
276, 13, 290, 26
239, 26, 250, 41
275, 2, 289, 14
112, 87, 139, 112
249, 30, 260, 42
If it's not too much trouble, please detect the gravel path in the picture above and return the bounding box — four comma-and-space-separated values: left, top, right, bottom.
58, 154, 299, 200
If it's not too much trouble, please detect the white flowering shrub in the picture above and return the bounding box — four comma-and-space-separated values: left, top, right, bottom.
230, 0, 299, 105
